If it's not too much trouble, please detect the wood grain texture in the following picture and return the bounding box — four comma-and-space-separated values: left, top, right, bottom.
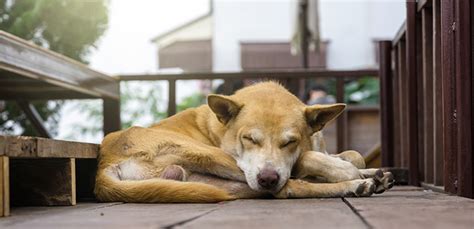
454, 0, 473, 198
379, 41, 394, 167
0, 187, 472, 228
416, 8, 425, 182
391, 46, 402, 167
406, 1, 421, 185
440, 0, 458, 194
10, 158, 75, 206
0, 136, 98, 158
346, 188, 474, 229
422, 7, 435, 184
119, 69, 379, 81
397, 40, 408, 168
432, 0, 444, 186
0, 31, 119, 100
179, 199, 366, 229
0, 156, 9, 217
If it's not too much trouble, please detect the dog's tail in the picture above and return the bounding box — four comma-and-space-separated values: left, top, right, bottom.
94, 168, 235, 203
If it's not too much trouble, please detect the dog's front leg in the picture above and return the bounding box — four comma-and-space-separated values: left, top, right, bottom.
274, 179, 377, 198
293, 151, 394, 194
293, 151, 364, 182
154, 138, 247, 182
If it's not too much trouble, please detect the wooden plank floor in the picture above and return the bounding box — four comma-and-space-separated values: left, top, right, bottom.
0, 186, 472, 229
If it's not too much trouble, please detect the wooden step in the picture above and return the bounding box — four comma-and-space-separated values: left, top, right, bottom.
0, 135, 99, 217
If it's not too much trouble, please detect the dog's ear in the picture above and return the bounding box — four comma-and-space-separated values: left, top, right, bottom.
207, 94, 242, 124
305, 103, 346, 133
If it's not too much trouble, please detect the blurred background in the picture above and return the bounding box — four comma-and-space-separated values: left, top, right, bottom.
0, 0, 405, 153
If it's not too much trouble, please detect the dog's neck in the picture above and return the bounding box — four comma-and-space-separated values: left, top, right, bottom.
196, 105, 227, 147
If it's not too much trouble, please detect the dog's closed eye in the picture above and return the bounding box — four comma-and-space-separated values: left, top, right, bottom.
280, 139, 297, 148
243, 135, 258, 145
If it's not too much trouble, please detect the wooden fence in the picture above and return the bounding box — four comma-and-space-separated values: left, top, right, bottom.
379, 0, 473, 198
119, 69, 379, 154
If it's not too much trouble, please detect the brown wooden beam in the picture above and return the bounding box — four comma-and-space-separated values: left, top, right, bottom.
416, 8, 425, 183
119, 69, 378, 81
392, 45, 402, 168
417, 0, 432, 12
397, 41, 408, 168
0, 31, 119, 100
0, 156, 9, 217
336, 78, 348, 153
422, 6, 435, 184
393, 22, 407, 46
440, 0, 457, 194
0, 136, 98, 158
432, 0, 444, 186
379, 41, 394, 167
103, 98, 121, 136
16, 101, 52, 138
406, 1, 420, 186
168, 79, 177, 117
454, 0, 473, 198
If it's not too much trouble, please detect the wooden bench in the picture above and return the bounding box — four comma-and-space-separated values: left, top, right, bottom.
0, 136, 99, 217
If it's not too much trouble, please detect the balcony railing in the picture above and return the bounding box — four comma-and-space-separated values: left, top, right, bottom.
119, 69, 379, 154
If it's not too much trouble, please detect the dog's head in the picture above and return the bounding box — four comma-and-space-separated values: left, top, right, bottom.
207, 82, 345, 192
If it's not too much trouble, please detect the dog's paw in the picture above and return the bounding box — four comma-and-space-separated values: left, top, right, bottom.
160, 165, 187, 181
348, 179, 376, 197
373, 169, 395, 194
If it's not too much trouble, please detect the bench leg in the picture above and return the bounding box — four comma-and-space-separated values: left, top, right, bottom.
10, 158, 76, 206
0, 156, 9, 217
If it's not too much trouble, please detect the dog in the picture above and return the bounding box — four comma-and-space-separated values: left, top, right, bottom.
94, 82, 394, 203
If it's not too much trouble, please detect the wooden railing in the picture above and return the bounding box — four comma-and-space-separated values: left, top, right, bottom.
119, 69, 379, 154
379, 0, 473, 198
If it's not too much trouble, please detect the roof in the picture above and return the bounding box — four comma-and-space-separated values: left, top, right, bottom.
150, 12, 211, 43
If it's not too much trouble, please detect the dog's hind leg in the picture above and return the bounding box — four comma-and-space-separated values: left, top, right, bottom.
332, 150, 366, 169
95, 168, 236, 203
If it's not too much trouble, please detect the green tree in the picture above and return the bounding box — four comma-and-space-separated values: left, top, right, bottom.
0, 0, 109, 136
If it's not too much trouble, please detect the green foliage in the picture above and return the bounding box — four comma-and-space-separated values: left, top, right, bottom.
326, 77, 379, 105
0, 0, 109, 136
0, 0, 109, 63
177, 93, 206, 112
69, 84, 207, 140
67, 82, 167, 140
120, 82, 167, 129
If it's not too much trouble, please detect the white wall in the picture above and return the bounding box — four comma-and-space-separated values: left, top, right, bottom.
213, 0, 406, 71
213, 0, 296, 71
320, 0, 405, 69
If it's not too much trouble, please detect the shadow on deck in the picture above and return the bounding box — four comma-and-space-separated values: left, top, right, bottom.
0, 186, 472, 229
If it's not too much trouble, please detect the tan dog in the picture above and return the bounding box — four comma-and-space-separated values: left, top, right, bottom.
95, 82, 394, 203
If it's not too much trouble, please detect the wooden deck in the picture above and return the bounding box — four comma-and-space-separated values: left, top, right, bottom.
0, 186, 472, 229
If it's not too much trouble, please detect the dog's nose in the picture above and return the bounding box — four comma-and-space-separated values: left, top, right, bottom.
257, 168, 280, 189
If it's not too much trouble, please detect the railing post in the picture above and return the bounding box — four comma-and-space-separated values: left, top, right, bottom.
103, 80, 121, 135
421, 5, 434, 184
440, 0, 457, 195
406, 1, 420, 186
454, 0, 473, 198
432, 0, 444, 186
336, 77, 347, 153
379, 41, 394, 167
168, 79, 176, 117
